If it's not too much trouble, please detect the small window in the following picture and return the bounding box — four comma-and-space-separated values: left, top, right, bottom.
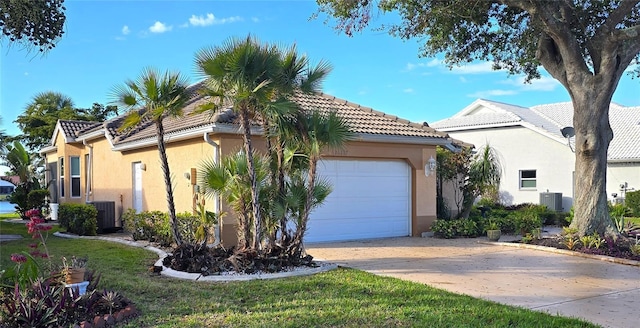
70, 156, 81, 198
59, 157, 65, 198
520, 170, 537, 189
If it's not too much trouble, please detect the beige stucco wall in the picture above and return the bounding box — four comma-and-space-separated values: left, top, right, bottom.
49, 131, 438, 246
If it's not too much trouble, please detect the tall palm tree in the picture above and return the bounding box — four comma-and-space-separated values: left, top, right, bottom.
111, 68, 190, 246
287, 110, 352, 256
195, 36, 333, 250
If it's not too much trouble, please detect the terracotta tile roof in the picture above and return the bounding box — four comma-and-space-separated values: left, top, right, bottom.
291, 92, 450, 139
65, 89, 456, 148
58, 120, 101, 139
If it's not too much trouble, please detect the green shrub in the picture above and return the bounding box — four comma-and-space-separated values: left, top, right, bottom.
609, 203, 632, 218
58, 203, 98, 236
627, 190, 640, 216
122, 209, 172, 246
513, 211, 542, 235
121, 210, 203, 246
431, 219, 480, 238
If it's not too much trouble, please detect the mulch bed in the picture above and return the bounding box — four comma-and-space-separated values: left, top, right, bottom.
520, 234, 640, 262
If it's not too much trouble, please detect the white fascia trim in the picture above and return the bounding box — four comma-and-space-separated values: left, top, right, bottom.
39, 145, 58, 155
435, 122, 521, 132
76, 129, 105, 142
110, 124, 265, 152
354, 133, 453, 146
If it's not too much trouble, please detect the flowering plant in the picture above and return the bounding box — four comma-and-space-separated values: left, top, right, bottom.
1, 208, 55, 288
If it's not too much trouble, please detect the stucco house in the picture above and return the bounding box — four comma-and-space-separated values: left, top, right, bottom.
431, 99, 640, 213
40, 89, 460, 245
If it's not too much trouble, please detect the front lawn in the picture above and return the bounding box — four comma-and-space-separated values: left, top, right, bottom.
0, 221, 596, 327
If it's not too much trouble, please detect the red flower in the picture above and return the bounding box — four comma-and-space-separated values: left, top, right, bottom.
28, 243, 39, 249
10, 254, 27, 264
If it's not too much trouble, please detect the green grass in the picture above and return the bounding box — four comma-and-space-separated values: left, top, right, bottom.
0, 212, 19, 221
0, 221, 597, 328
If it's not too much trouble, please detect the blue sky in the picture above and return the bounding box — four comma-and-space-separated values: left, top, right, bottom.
1, 0, 640, 140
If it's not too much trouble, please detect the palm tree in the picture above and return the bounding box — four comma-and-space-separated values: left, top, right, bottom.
195, 36, 333, 250
286, 110, 352, 256
199, 152, 270, 249
460, 144, 502, 218
111, 68, 191, 246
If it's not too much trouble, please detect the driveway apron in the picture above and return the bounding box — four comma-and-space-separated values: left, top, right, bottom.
306, 237, 640, 328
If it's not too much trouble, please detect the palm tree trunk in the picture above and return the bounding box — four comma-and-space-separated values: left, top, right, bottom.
239, 110, 262, 250
155, 120, 182, 246
293, 154, 318, 257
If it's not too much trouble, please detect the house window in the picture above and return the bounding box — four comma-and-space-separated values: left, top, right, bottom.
59, 157, 65, 198
70, 156, 81, 198
520, 170, 537, 189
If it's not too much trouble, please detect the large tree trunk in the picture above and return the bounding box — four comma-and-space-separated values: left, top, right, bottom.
155, 120, 182, 246
569, 88, 617, 237
239, 109, 262, 250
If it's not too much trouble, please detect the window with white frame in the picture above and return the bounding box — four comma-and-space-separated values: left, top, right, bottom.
519, 170, 537, 189
59, 157, 65, 198
70, 156, 81, 197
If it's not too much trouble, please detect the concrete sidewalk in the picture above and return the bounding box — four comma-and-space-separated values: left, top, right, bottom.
307, 237, 640, 328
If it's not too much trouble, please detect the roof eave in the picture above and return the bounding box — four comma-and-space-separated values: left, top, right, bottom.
354, 133, 454, 147
39, 145, 58, 155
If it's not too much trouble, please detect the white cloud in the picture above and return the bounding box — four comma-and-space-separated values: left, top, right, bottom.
188, 13, 242, 27
450, 62, 501, 74
403, 88, 415, 93
501, 75, 561, 92
122, 25, 130, 35
459, 76, 467, 83
467, 89, 517, 98
189, 13, 215, 26
149, 21, 172, 33
251, 17, 260, 23
426, 59, 441, 67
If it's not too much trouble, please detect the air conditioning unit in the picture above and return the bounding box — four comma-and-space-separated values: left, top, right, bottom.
88, 201, 117, 233
539, 192, 563, 212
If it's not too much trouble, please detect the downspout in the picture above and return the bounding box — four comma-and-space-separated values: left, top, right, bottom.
82, 140, 93, 203
204, 132, 221, 246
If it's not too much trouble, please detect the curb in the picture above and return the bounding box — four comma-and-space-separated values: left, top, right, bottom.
479, 239, 640, 267
53, 232, 338, 281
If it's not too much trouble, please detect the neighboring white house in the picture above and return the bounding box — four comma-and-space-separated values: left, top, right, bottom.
431, 99, 640, 212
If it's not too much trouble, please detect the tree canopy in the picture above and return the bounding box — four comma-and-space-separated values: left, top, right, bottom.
317, 0, 640, 237
0, 0, 66, 52
14, 91, 117, 151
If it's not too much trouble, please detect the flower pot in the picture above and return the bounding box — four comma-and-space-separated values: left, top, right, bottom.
65, 268, 86, 284
486, 229, 501, 242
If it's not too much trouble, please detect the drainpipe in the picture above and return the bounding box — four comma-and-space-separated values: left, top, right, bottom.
82, 140, 93, 203
204, 132, 221, 246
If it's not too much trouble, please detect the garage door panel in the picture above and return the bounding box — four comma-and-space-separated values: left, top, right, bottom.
306, 159, 410, 243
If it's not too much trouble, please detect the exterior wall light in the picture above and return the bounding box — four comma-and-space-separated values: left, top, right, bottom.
425, 156, 437, 177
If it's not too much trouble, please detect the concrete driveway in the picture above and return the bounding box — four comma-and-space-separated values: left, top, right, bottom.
306, 237, 640, 328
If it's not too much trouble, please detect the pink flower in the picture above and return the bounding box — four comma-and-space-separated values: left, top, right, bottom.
28, 243, 39, 249
30, 250, 41, 257
25, 209, 41, 218
10, 254, 27, 264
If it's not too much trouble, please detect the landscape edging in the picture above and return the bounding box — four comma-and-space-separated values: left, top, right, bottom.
480, 239, 640, 267
53, 232, 338, 281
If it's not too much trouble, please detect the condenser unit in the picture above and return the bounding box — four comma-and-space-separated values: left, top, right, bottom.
539, 192, 563, 212
88, 201, 116, 233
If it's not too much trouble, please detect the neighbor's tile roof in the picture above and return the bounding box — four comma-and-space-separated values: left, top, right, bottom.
433, 99, 640, 161
70, 89, 453, 147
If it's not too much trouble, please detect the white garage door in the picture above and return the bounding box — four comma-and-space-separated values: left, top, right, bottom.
305, 159, 411, 243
